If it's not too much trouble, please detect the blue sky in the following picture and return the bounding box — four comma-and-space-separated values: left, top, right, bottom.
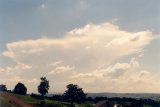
1, 0, 159, 46
0, 0, 160, 93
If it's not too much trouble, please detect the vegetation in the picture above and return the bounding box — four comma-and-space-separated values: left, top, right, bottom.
93, 96, 160, 107
38, 77, 49, 98
1, 77, 160, 107
12, 93, 70, 107
13, 82, 27, 95
63, 84, 87, 105
0, 84, 7, 91
1, 92, 92, 107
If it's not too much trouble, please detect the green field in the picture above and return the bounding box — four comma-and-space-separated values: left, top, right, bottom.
0, 93, 93, 107
13, 93, 70, 107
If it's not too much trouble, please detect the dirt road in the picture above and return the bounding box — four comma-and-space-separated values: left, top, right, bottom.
0, 92, 33, 107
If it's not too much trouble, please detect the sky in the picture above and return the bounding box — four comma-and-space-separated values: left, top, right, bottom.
0, 0, 160, 93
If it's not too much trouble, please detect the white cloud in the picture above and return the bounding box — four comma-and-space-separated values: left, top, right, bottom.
139, 70, 151, 78
1, 22, 157, 93
71, 58, 159, 93
0, 76, 38, 92
49, 65, 75, 74
0, 62, 31, 75
51, 61, 63, 67
6, 76, 38, 84
2, 23, 152, 71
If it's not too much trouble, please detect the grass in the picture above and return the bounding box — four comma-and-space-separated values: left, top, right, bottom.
12, 93, 69, 106
76, 103, 93, 107
12, 93, 92, 107
143, 105, 152, 107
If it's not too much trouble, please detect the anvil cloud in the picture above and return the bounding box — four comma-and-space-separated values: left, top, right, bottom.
1, 22, 158, 93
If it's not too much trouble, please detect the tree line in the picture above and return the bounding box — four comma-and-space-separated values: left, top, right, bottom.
1, 77, 160, 107
0, 77, 87, 106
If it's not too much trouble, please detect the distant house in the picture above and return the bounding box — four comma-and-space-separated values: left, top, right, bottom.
95, 100, 113, 107
114, 104, 122, 107
95, 100, 122, 107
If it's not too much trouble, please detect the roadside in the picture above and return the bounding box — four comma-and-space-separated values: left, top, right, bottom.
0, 92, 33, 107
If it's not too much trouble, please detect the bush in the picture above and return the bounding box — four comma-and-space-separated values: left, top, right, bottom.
13, 83, 27, 95
31, 93, 43, 99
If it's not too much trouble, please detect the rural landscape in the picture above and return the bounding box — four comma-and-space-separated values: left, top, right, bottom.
1, 77, 160, 107
0, 0, 160, 107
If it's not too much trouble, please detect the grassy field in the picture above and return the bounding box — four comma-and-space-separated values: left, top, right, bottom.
1, 93, 92, 107
1, 92, 159, 107
13, 93, 70, 107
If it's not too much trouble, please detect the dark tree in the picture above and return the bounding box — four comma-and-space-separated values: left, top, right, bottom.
38, 77, 49, 98
0, 84, 7, 91
63, 84, 86, 106
13, 82, 27, 95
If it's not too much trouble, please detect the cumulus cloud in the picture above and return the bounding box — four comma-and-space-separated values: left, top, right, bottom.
6, 76, 38, 84
0, 76, 38, 92
102, 58, 139, 78
0, 62, 31, 75
1, 22, 157, 93
71, 58, 158, 93
49, 65, 75, 74
2, 23, 152, 72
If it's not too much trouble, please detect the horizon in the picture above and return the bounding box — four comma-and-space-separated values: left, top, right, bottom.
0, 0, 160, 93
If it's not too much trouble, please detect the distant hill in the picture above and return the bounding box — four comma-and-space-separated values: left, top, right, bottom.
87, 93, 160, 101
48, 92, 160, 101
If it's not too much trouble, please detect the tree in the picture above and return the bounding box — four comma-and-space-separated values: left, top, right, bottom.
63, 84, 86, 106
38, 77, 49, 98
0, 84, 7, 91
13, 82, 27, 95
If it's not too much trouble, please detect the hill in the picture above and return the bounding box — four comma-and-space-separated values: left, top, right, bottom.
87, 93, 160, 101
0, 92, 92, 107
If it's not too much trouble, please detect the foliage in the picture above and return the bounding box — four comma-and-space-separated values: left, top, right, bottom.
50, 94, 63, 101
38, 77, 50, 98
13, 93, 70, 106
0, 84, 7, 91
13, 82, 27, 95
31, 93, 44, 99
93, 96, 160, 107
63, 84, 87, 104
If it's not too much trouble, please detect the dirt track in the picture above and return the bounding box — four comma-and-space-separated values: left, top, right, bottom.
0, 92, 33, 107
